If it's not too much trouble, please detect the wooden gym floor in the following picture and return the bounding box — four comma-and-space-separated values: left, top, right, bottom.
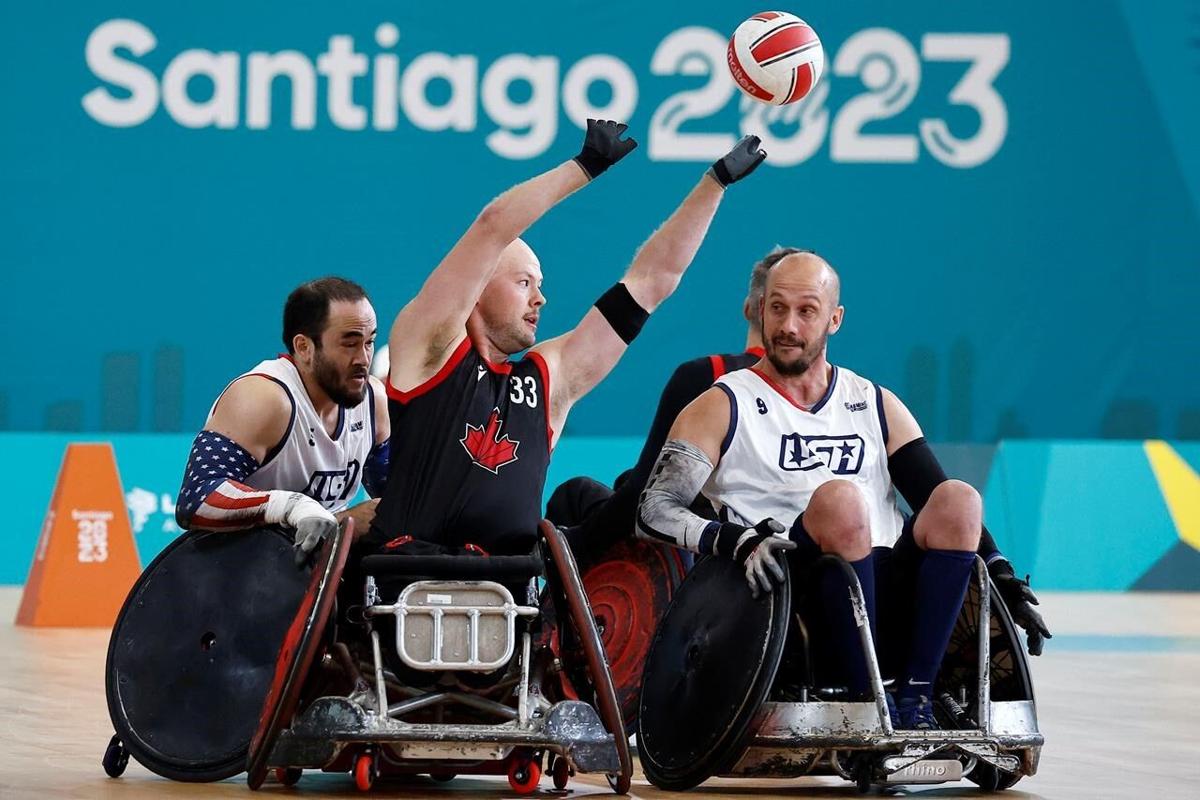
1, 588, 1197, 799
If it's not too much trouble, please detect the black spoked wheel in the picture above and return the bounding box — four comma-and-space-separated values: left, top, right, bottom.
939, 577, 1035, 715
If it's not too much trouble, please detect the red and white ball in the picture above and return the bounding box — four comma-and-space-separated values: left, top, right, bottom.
727, 11, 824, 106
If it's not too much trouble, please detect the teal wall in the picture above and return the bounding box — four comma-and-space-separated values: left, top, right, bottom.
4, 434, 1199, 590
4, 4, 1199, 590
2, 2, 1199, 442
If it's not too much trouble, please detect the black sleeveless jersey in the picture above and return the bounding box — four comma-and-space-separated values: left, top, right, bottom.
365, 336, 553, 555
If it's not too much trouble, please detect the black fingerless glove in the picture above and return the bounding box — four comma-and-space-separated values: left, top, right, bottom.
707, 134, 767, 187
712, 518, 784, 562
989, 559, 1052, 656
574, 119, 638, 179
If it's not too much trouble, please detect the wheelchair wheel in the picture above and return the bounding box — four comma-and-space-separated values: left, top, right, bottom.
507, 757, 541, 794
102, 735, 129, 778
638, 555, 791, 791
354, 750, 377, 792
539, 521, 633, 795
246, 520, 355, 790
967, 761, 1023, 792
551, 756, 571, 789
106, 527, 312, 783
274, 767, 302, 786
579, 538, 687, 732
940, 574, 1035, 709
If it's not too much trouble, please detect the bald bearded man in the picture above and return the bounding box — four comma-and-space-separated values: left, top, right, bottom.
637, 249, 1049, 730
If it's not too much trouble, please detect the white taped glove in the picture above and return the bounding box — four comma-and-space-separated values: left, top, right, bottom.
265, 491, 337, 565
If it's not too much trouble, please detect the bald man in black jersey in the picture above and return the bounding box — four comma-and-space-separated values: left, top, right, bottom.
361, 121, 767, 558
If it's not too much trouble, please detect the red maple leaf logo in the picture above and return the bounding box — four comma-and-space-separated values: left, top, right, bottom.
460, 408, 520, 473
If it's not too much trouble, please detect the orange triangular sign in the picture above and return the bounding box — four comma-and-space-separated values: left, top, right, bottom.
16, 443, 142, 627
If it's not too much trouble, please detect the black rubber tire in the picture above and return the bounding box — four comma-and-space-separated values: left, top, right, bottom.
277, 767, 302, 786
102, 735, 129, 778
540, 522, 632, 795
967, 760, 1023, 792
638, 555, 791, 791
551, 756, 570, 790
106, 528, 309, 783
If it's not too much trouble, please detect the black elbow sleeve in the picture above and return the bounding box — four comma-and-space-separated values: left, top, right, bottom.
887, 436, 948, 513
889, 437, 1003, 561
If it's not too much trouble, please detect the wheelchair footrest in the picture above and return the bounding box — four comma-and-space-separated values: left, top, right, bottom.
748, 701, 1044, 749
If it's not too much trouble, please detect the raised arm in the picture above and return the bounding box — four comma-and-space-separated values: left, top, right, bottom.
532, 136, 767, 431
623, 136, 767, 312
389, 120, 637, 391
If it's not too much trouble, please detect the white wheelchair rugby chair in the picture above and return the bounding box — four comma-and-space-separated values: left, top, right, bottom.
637, 551, 1043, 793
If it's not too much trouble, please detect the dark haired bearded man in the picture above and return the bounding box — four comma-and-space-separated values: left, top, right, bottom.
175, 277, 390, 563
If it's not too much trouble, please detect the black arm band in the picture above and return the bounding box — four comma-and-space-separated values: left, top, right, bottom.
594, 282, 649, 344
889, 436, 1005, 561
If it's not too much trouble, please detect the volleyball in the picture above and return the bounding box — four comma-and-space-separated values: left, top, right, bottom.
727, 11, 824, 106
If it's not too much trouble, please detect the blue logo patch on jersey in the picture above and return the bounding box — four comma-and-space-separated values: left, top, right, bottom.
302, 459, 362, 505
779, 434, 865, 475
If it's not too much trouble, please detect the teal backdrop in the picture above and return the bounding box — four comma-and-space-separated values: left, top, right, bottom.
2, 1, 1198, 440
2, 3, 1199, 590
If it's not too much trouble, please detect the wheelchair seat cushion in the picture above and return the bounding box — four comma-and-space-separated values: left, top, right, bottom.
359, 552, 544, 582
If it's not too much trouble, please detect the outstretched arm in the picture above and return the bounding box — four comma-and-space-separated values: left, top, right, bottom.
389, 120, 637, 392
533, 136, 767, 436
622, 136, 767, 312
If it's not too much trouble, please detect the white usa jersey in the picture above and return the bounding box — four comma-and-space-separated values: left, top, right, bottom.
703, 365, 904, 548
209, 357, 375, 512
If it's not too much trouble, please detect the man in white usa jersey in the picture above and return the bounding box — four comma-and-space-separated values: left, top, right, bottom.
637, 250, 1047, 730
175, 277, 391, 563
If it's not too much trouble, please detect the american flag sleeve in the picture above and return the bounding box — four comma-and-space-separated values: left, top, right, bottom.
176, 430, 270, 531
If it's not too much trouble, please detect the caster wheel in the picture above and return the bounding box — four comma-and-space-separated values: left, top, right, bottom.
102, 735, 129, 778
968, 761, 1022, 792
551, 756, 571, 790
275, 767, 302, 786
354, 751, 377, 792
430, 771, 456, 783
508, 759, 542, 794
853, 762, 873, 794
606, 772, 631, 794
970, 762, 1001, 791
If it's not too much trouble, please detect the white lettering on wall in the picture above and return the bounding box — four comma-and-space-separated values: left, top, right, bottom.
80, 19, 1009, 166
